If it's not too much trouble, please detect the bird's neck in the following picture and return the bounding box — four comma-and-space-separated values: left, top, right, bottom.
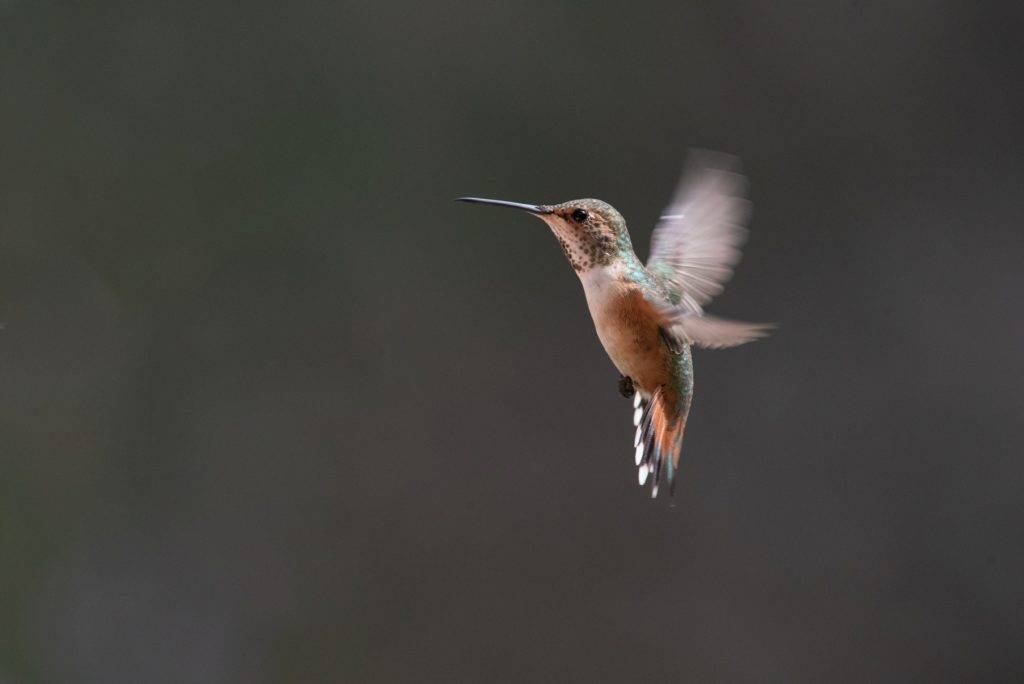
576, 246, 645, 281
577, 250, 649, 299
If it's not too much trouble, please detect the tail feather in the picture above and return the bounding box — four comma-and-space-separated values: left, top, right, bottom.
632, 386, 689, 498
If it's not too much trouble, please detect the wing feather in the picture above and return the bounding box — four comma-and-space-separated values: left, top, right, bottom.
646, 150, 774, 349
647, 150, 751, 312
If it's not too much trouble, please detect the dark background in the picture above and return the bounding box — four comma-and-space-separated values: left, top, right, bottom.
2, 1, 1023, 681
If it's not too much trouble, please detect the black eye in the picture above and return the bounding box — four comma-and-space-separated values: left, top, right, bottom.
571, 209, 589, 223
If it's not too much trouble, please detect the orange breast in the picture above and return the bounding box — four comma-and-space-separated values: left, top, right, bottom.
588, 286, 670, 394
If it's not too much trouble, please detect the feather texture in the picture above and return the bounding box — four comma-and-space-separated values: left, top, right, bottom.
647, 151, 751, 313
646, 150, 775, 349
632, 387, 689, 498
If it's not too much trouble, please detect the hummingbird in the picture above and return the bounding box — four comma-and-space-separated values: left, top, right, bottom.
457, 151, 773, 497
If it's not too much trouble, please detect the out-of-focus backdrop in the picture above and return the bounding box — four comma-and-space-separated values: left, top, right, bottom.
2, 1, 1022, 681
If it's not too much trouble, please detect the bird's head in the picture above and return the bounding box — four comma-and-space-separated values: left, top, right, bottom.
457, 196, 631, 273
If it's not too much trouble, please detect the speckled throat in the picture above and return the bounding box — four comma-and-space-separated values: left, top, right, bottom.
542, 198, 629, 273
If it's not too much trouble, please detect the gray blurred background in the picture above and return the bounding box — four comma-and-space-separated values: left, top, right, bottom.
2, 1, 1023, 682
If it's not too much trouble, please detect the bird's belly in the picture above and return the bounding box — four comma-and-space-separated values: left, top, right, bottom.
582, 270, 668, 393
593, 317, 664, 387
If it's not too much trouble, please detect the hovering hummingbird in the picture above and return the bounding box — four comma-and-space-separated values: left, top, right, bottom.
457, 151, 773, 497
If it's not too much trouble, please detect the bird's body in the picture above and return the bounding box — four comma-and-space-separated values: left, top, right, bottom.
575, 229, 695, 496
581, 257, 681, 391
458, 151, 772, 497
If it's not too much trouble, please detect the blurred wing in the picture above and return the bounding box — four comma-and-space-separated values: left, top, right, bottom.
647, 150, 751, 313
658, 309, 774, 350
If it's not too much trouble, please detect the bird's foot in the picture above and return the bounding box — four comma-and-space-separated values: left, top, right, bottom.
618, 375, 635, 398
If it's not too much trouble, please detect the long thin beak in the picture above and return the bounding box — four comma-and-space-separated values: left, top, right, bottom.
455, 197, 552, 214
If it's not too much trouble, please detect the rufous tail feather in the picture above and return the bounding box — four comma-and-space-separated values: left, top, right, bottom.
633, 387, 690, 498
